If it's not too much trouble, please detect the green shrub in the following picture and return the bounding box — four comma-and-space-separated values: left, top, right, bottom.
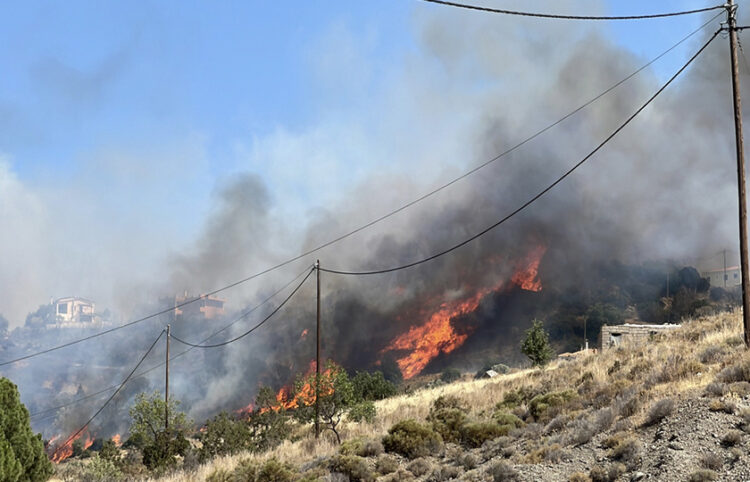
257, 458, 296, 482
589, 463, 625, 482
232, 458, 259, 481
440, 368, 461, 383
200, 411, 252, 461
348, 401, 376, 423
0, 378, 53, 482
329, 455, 375, 482
700, 453, 723, 470
493, 411, 524, 428
460, 421, 509, 448
78, 454, 123, 481
608, 437, 641, 469
375, 454, 399, 475
206, 468, 233, 482
382, 419, 443, 459
528, 390, 577, 420
406, 458, 432, 477
428, 408, 466, 444
569, 473, 591, 482
351, 371, 398, 401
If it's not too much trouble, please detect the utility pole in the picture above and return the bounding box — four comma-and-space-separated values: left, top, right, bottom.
315, 260, 321, 439
727, 0, 750, 347
724, 249, 728, 289
165, 324, 170, 433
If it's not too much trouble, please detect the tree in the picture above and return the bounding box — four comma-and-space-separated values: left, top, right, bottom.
0, 377, 53, 481
292, 361, 356, 443
350, 370, 397, 401
521, 319, 554, 367
128, 391, 192, 470
199, 412, 251, 461
247, 386, 291, 451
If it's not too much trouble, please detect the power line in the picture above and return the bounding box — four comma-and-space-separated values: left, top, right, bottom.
420, 0, 724, 20
170, 267, 315, 348
0, 13, 721, 369
321, 29, 721, 277
50, 330, 164, 460
30, 266, 312, 420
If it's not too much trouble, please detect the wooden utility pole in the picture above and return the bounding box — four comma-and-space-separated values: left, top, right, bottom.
727, 0, 750, 347
724, 249, 728, 289
165, 324, 170, 433
315, 260, 321, 439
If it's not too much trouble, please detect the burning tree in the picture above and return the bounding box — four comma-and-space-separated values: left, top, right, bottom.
0, 377, 52, 481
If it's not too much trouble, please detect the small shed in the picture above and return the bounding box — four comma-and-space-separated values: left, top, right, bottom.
599, 323, 680, 350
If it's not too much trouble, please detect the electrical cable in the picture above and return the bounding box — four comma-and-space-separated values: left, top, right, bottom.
50, 330, 164, 460
30, 266, 312, 420
2, 12, 722, 368
320, 29, 722, 276
420, 0, 724, 20
169, 267, 315, 348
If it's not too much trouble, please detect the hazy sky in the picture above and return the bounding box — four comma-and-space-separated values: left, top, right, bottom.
0, 0, 730, 325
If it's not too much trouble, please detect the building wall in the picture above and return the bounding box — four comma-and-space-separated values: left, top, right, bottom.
600, 324, 680, 350
702, 268, 741, 288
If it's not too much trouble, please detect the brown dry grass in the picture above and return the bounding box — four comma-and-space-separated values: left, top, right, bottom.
154, 309, 746, 481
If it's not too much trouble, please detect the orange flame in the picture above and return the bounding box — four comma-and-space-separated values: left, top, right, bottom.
383, 244, 547, 379
51, 429, 93, 463
511, 245, 546, 292
384, 282, 501, 380
111, 434, 122, 447
300, 329, 309, 339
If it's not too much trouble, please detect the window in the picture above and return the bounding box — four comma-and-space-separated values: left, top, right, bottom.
735, 273, 739, 279
57, 303, 68, 314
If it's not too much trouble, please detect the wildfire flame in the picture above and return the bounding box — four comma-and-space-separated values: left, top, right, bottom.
51, 429, 93, 463
111, 434, 122, 447
383, 244, 547, 379
272, 361, 334, 411
300, 328, 309, 339
511, 245, 546, 292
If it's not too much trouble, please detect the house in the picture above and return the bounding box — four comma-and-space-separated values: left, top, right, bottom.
599, 323, 680, 350
52, 297, 97, 327
701, 266, 741, 288
165, 292, 226, 320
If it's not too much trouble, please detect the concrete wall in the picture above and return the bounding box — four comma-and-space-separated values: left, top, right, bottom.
600, 323, 680, 350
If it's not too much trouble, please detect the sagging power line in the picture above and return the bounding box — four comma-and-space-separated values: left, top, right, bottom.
320, 29, 722, 276
420, 0, 724, 21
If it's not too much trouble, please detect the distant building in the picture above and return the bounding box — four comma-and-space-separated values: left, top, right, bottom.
165, 292, 226, 320
701, 266, 741, 288
52, 297, 97, 328
599, 323, 681, 351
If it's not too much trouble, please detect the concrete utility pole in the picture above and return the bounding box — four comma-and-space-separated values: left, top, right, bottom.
315, 260, 321, 439
165, 324, 170, 433
727, 0, 750, 347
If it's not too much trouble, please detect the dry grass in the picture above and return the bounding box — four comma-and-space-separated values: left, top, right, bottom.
153, 309, 745, 482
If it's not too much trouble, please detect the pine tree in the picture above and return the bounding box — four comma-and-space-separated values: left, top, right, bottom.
0, 377, 53, 481
521, 319, 554, 367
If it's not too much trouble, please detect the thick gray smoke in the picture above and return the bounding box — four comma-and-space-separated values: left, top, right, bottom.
4, 1, 748, 443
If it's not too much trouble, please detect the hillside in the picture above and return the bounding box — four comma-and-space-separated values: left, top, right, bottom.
95, 308, 746, 482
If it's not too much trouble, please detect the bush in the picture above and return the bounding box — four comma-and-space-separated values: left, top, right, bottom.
488, 461, 519, 481
440, 368, 461, 383
700, 453, 723, 470
382, 419, 443, 459
0, 378, 53, 482
716, 360, 750, 383
232, 459, 258, 481
329, 455, 375, 482
141, 431, 190, 470
688, 470, 718, 482
76, 454, 123, 482
248, 386, 292, 451
351, 371, 397, 401
206, 468, 233, 482
700, 345, 726, 364
589, 463, 625, 482
569, 473, 592, 482
199, 411, 252, 461
493, 411, 524, 429
705, 382, 727, 397
608, 437, 641, 469
427, 397, 467, 444
643, 398, 674, 426
521, 319, 554, 367
257, 458, 296, 482
461, 421, 509, 448
721, 430, 743, 447
348, 401, 377, 423
375, 454, 399, 475
339, 437, 383, 457
528, 390, 577, 421
406, 458, 432, 477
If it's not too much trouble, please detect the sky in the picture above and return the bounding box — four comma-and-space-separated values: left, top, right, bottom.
0, 0, 734, 326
